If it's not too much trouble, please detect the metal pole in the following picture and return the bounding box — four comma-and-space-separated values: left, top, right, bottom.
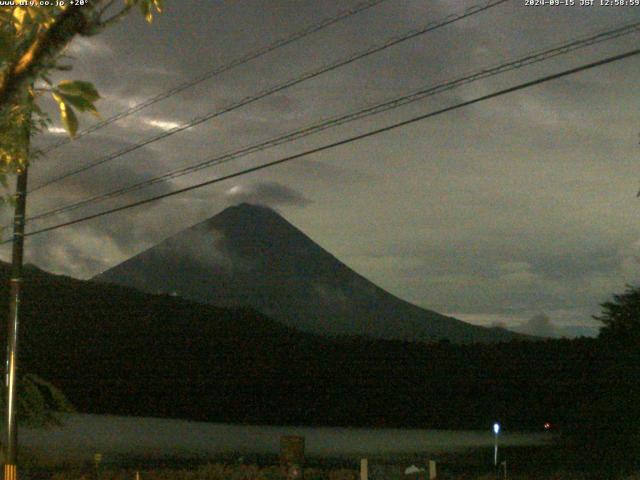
4, 166, 28, 479
492, 423, 500, 468
428, 460, 436, 480
360, 458, 368, 480
4, 100, 30, 480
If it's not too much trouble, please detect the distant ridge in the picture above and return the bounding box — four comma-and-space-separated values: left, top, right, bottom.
94, 203, 527, 343
0, 260, 594, 429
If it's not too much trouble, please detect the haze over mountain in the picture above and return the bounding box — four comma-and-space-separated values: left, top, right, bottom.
95, 203, 524, 343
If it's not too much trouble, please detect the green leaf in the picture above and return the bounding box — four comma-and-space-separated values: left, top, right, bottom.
57, 80, 100, 103
140, 0, 153, 23
12, 7, 27, 27
53, 93, 78, 138
60, 103, 78, 138
57, 92, 99, 117
61, 104, 78, 138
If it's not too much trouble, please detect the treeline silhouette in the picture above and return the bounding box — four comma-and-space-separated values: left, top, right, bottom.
0, 264, 636, 467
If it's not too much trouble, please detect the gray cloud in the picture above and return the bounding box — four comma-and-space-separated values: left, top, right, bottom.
491, 314, 599, 338
514, 313, 559, 338
530, 251, 621, 280
3, 0, 637, 335
223, 181, 311, 208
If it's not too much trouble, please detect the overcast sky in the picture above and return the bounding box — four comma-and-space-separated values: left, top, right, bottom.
4, 0, 640, 337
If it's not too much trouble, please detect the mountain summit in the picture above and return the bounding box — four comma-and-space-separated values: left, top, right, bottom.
94, 203, 522, 343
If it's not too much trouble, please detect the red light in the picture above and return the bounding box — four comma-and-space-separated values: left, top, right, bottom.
544, 422, 551, 430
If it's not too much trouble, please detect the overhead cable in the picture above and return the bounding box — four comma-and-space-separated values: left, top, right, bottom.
27, 21, 640, 224
39, 0, 392, 153
18, 48, 640, 240
31, 0, 509, 193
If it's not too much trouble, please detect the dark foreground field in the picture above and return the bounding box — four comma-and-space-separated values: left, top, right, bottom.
27, 462, 640, 480
14, 446, 640, 480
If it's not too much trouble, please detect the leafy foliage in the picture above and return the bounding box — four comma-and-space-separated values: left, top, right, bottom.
0, 0, 163, 173
556, 285, 640, 470
1, 263, 639, 468
594, 285, 640, 346
0, 373, 74, 428
0, 0, 163, 427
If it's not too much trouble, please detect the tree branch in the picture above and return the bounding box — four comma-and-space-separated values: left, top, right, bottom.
98, 4, 135, 29
97, 0, 118, 17
0, 7, 92, 113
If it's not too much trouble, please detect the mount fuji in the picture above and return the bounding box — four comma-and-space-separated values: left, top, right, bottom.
94, 203, 524, 343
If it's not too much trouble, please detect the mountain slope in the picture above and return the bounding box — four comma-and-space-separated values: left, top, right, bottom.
0, 263, 326, 423
94, 203, 523, 343
0, 263, 587, 430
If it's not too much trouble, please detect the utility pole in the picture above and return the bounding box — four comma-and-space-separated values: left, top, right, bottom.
493, 423, 500, 469
4, 96, 31, 480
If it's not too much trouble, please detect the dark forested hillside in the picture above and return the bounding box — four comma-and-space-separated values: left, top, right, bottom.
0, 263, 629, 439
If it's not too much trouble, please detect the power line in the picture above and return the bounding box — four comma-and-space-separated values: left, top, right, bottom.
30, 0, 509, 193
18, 48, 640, 241
39, 0, 391, 153
26, 20, 640, 224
